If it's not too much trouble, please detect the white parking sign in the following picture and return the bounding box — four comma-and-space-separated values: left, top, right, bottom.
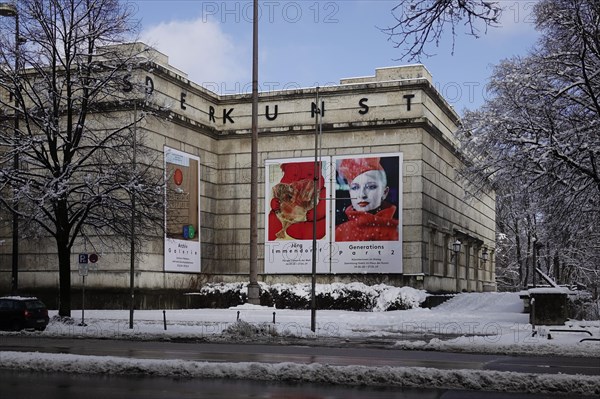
78, 263, 89, 276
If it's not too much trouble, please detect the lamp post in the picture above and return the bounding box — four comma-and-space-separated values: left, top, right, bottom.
1, 2, 20, 295
452, 239, 462, 293
310, 87, 323, 333
247, 0, 260, 304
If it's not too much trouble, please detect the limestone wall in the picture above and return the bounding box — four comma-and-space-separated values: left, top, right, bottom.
0, 45, 496, 299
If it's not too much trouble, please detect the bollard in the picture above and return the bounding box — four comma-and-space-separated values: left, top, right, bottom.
273, 311, 276, 324
163, 310, 167, 331
237, 311, 240, 321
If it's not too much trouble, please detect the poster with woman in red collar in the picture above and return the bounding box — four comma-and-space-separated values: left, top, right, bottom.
332, 153, 402, 274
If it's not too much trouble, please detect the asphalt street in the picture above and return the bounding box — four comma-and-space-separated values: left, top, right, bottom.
0, 336, 598, 376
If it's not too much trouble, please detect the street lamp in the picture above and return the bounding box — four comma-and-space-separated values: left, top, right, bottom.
451, 239, 461, 293
481, 247, 489, 264
0, 3, 16, 17
1, 2, 20, 296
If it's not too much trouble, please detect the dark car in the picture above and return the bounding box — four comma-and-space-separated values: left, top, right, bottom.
0, 296, 50, 331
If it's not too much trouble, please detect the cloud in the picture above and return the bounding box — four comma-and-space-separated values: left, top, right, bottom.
141, 18, 250, 91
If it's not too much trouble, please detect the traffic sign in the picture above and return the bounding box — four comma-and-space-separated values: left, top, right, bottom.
78, 263, 89, 276
78, 253, 88, 264
89, 253, 98, 263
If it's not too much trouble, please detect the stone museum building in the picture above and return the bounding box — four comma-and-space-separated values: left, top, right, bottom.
0, 43, 496, 307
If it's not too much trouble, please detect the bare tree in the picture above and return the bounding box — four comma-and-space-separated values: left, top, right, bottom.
459, 0, 600, 292
383, 0, 502, 60
0, 0, 163, 316
493, 179, 536, 290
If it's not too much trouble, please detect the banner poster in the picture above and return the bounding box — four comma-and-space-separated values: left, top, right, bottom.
164, 147, 201, 273
264, 157, 331, 274
331, 153, 403, 273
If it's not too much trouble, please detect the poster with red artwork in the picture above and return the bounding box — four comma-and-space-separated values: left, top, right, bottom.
264, 157, 331, 274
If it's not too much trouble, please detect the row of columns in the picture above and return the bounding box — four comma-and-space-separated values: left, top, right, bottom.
427, 227, 495, 292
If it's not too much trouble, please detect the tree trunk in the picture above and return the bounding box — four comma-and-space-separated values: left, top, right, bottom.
57, 238, 71, 317
553, 251, 560, 284
56, 199, 71, 317
523, 233, 532, 288
57, 235, 71, 317
514, 220, 524, 287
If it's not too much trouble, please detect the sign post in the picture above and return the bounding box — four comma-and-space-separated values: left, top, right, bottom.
78, 253, 89, 326
89, 253, 98, 265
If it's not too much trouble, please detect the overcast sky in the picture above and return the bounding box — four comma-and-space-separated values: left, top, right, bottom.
131, 0, 540, 114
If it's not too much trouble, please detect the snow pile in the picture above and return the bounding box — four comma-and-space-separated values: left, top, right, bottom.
1, 351, 599, 396
222, 320, 278, 340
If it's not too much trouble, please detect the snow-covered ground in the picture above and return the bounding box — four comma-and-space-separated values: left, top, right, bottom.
2, 292, 600, 396
23, 291, 599, 357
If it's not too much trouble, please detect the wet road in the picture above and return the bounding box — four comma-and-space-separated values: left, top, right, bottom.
0, 369, 595, 399
0, 336, 598, 376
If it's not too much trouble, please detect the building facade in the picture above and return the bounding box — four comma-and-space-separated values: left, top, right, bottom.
0, 44, 496, 308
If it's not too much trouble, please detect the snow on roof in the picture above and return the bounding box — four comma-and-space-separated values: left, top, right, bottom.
0, 296, 40, 301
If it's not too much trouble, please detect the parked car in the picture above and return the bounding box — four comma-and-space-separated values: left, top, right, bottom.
0, 296, 50, 331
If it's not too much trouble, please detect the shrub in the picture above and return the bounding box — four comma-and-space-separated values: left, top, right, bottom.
267, 284, 310, 309
187, 282, 427, 311
194, 283, 247, 308
568, 291, 600, 320
316, 283, 376, 311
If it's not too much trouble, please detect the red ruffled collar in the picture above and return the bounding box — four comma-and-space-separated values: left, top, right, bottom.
345, 203, 397, 221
